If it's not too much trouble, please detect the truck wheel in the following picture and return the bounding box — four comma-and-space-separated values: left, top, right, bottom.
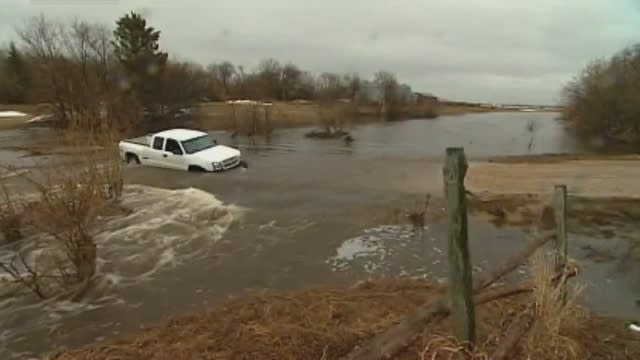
126, 153, 140, 165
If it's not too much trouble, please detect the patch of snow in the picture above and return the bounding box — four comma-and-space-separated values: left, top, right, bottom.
25, 114, 53, 123
0, 111, 28, 118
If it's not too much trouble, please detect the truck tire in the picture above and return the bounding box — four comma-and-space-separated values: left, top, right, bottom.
125, 153, 140, 165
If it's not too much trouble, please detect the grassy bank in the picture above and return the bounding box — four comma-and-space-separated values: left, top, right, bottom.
486, 153, 640, 164
49, 279, 639, 359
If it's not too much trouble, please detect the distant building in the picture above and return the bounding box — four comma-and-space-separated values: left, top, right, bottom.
356, 82, 439, 106
414, 92, 439, 105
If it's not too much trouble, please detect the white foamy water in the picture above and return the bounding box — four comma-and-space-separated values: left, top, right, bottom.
0, 184, 244, 359
326, 224, 463, 281
327, 225, 428, 274
93, 185, 244, 285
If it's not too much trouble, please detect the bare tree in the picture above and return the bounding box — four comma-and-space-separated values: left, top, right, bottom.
209, 61, 236, 98
258, 58, 282, 99
0, 252, 47, 299
316, 72, 344, 100
18, 15, 134, 132
374, 70, 402, 119
281, 63, 301, 100
345, 73, 361, 102
563, 44, 640, 144
0, 181, 23, 243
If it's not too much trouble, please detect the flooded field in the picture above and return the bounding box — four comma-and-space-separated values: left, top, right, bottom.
215, 111, 583, 159
1, 112, 639, 359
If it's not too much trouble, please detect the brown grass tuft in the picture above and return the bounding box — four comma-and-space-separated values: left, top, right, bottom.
0, 181, 24, 243
419, 335, 489, 360
526, 251, 587, 360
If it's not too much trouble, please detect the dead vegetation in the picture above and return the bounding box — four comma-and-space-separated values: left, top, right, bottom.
229, 102, 274, 136
0, 182, 24, 242
562, 44, 640, 145
0, 127, 123, 299
525, 251, 586, 359
47, 276, 639, 360
305, 102, 356, 140
468, 192, 640, 239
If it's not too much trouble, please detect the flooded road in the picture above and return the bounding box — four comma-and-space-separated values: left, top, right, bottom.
0, 112, 638, 359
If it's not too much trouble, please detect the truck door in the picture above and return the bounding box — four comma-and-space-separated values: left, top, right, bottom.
146, 136, 166, 167
162, 138, 186, 170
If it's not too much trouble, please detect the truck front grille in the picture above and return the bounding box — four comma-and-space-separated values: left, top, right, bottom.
222, 156, 240, 168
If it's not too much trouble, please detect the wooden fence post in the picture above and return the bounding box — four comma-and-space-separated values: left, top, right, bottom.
553, 184, 568, 301
443, 147, 476, 345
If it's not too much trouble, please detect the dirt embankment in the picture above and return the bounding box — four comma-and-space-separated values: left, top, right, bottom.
466, 154, 640, 242
468, 157, 640, 198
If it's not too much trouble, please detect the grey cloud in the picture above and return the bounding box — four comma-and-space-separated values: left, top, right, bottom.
1, 0, 639, 104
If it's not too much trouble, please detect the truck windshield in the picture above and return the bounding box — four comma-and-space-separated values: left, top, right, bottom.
181, 135, 217, 154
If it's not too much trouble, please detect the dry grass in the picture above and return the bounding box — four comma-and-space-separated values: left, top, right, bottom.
0, 126, 124, 296
25, 131, 123, 283
194, 101, 439, 131
47, 278, 640, 360
487, 153, 640, 164
196, 101, 362, 131
526, 251, 587, 360
0, 181, 24, 243
419, 335, 490, 360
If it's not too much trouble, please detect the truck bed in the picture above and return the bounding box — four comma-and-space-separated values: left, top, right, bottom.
122, 136, 149, 146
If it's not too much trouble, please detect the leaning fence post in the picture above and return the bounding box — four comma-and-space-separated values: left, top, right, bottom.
553, 184, 568, 301
443, 147, 476, 345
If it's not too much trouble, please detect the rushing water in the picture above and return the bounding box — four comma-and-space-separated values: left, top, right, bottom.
0, 185, 244, 359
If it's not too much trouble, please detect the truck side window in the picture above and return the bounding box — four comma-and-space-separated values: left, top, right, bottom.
165, 139, 183, 155
153, 137, 165, 150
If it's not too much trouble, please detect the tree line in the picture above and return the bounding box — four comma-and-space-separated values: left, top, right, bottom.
0, 12, 414, 130
563, 44, 640, 145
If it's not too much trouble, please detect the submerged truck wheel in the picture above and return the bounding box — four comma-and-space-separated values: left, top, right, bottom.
126, 153, 141, 165
188, 165, 206, 172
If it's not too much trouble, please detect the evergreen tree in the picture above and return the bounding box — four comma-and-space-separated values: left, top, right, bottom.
113, 12, 167, 111
1, 42, 30, 103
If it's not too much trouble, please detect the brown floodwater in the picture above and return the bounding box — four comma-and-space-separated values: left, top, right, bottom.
0, 112, 638, 359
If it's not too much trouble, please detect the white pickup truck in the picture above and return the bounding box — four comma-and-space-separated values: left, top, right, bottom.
119, 129, 242, 172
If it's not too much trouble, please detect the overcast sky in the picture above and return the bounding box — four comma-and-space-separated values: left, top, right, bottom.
1, 0, 639, 105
